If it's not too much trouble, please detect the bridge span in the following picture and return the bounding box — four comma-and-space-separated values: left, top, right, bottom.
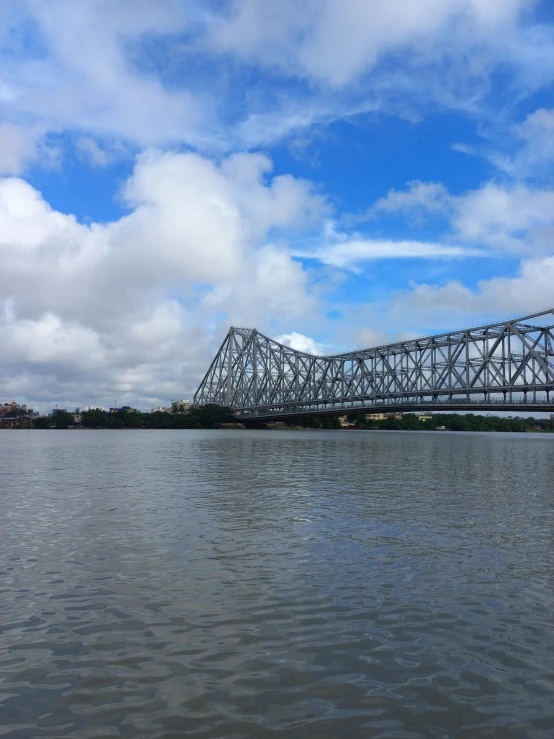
194, 308, 554, 420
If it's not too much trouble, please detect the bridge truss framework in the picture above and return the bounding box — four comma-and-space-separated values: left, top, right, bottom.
194, 308, 554, 419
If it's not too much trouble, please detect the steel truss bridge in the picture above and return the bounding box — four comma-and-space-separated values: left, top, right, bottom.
194, 308, 554, 420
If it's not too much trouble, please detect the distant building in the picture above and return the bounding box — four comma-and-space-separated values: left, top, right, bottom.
337, 415, 354, 427
2, 415, 34, 429
51, 408, 68, 416
84, 406, 108, 412
172, 399, 191, 413
0, 401, 17, 418
365, 412, 386, 421
551, 414, 554, 422
417, 413, 433, 421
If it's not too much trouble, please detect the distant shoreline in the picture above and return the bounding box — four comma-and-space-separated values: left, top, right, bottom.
2, 424, 553, 434
2, 406, 553, 434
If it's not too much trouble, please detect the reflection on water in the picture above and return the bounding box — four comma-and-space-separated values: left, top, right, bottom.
1, 429, 553, 738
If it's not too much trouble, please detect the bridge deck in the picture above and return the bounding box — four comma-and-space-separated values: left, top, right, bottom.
234, 401, 554, 422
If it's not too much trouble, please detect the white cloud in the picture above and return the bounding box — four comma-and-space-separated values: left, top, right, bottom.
364, 179, 554, 254
1, 151, 552, 409
494, 108, 554, 178
0, 150, 326, 409
207, 0, 553, 147
201, 243, 317, 325
387, 256, 554, 324
0, 0, 206, 172
0, 123, 39, 175
353, 327, 391, 350
453, 106, 554, 181
1, 1, 551, 169
310, 255, 554, 356
367, 180, 452, 220
1, 1, 553, 412
214, 0, 529, 88
453, 182, 554, 251
275, 331, 322, 355
2, 312, 105, 370
295, 235, 483, 270
76, 137, 113, 167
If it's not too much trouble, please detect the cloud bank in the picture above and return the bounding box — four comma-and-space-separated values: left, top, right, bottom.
0, 151, 324, 407
0, 0, 553, 408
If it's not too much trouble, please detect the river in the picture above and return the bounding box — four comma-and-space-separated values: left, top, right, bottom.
1, 429, 553, 738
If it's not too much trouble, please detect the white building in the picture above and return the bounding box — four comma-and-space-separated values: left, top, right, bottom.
172, 399, 191, 413
417, 413, 433, 421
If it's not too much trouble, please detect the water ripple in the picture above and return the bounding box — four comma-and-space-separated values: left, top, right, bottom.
1, 429, 553, 738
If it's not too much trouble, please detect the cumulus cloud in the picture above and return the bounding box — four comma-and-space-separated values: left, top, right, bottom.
275, 331, 322, 355
387, 257, 554, 326
313, 256, 554, 356
213, 0, 529, 87
363, 179, 554, 254
293, 174, 554, 270
1, 1, 553, 412
365, 180, 452, 221
1, 0, 552, 169
8, 149, 534, 410
453, 182, 554, 252
209, 0, 553, 146
0, 0, 205, 172
0, 151, 326, 409
492, 108, 554, 178
304, 175, 554, 345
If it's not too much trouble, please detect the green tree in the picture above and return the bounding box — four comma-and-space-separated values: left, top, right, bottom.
403, 414, 421, 430
82, 409, 108, 428
6, 407, 27, 418
448, 416, 470, 431
54, 411, 74, 429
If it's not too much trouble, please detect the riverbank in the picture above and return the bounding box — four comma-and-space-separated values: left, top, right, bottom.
2, 410, 553, 433
1, 404, 234, 430
340, 412, 554, 434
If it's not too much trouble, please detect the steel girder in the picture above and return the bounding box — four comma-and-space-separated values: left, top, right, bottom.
193, 308, 554, 417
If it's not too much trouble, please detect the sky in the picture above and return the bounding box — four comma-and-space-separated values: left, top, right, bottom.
1, 0, 554, 411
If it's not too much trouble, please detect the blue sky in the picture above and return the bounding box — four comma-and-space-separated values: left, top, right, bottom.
1, 0, 554, 409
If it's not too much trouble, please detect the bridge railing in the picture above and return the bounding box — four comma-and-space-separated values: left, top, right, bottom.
233, 395, 554, 419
